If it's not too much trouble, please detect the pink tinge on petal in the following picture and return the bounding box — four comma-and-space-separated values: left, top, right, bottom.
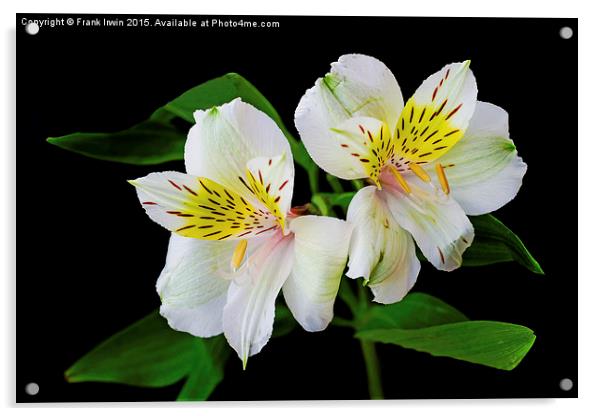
223, 230, 295, 363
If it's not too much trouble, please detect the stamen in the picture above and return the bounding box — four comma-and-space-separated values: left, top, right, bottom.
231, 239, 248, 271
409, 163, 431, 183
388, 165, 411, 194
435, 163, 450, 195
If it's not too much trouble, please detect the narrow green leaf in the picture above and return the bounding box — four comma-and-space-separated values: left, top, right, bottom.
48, 73, 318, 177
312, 191, 356, 215
466, 214, 544, 274
311, 194, 332, 217
330, 192, 356, 210
358, 292, 468, 331
177, 337, 230, 401
356, 321, 536, 371
65, 311, 197, 387
47, 120, 186, 165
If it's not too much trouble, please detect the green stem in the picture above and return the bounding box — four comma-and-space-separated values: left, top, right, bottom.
351, 179, 364, 191
359, 339, 384, 400
308, 166, 320, 195
355, 279, 384, 399
326, 174, 344, 193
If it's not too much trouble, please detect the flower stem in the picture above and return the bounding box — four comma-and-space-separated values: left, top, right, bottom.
355, 279, 384, 399
308, 166, 320, 195
359, 339, 384, 399
326, 174, 345, 193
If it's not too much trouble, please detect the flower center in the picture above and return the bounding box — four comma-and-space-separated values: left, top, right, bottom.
383, 162, 450, 195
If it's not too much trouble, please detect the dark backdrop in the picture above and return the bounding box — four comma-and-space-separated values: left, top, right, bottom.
16, 14, 577, 402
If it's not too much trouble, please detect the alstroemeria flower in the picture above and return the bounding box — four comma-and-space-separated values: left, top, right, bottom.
295, 54, 526, 304
129, 99, 352, 365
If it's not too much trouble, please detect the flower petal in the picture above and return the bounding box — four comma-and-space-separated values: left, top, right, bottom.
129, 171, 280, 240
326, 116, 394, 183
368, 228, 421, 305
346, 186, 421, 303
245, 153, 294, 231
425, 101, 527, 215
295, 54, 403, 179
393, 61, 477, 164
383, 178, 474, 271
185, 98, 293, 201
223, 234, 295, 365
282, 215, 352, 331
156, 234, 233, 337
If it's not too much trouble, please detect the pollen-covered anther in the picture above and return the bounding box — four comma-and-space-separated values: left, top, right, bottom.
231, 239, 248, 271
409, 163, 431, 182
435, 163, 450, 195
388, 165, 411, 194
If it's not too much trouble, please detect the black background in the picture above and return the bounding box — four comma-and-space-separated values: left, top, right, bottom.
17, 14, 577, 402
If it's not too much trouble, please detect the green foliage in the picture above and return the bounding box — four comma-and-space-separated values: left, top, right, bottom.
465, 214, 544, 274
177, 337, 230, 401
356, 321, 536, 371
47, 120, 186, 165
355, 293, 535, 371
47, 73, 316, 184
358, 292, 468, 330
65, 311, 227, 399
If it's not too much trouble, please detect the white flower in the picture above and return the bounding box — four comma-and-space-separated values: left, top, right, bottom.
129, 99, 352, 366
295, 54, 526, 304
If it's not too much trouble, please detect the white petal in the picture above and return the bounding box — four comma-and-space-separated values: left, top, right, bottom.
346, 187, 384, 280
383, 178, 474, 271
185, 98, 293, 201
295, 54, 403, 179
129, 171, 279, 240
410, 60, 477, 130
393, 61, 478, 164
346, 186, 421, 304
369, 228, 421, 305
246, 153, 294, 227
427, 101, 527, 215
129, 171, 202, 233
282, 215, 352, 331
326, 54, 404, 129
157, 234, 233, 338
223, 234, 295, 365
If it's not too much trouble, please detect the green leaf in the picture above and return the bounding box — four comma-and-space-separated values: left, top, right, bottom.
177, 336, 230, 401
358, 292, 468, 331
356, 321, 536, 371
330, 192, 356, 210
272, 303, 298, 338
47, 120, 186, 165
312, 191, 356, 216
47, 73, 318, 180
165, 73, 283, 129
65, 311, 198, 387
465, 214, 544, 274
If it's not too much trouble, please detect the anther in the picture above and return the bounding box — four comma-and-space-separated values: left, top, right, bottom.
388, 165, 411, 194
231, 239, 248, 271
409, 163, 431, 182
435, 163, 450, 195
